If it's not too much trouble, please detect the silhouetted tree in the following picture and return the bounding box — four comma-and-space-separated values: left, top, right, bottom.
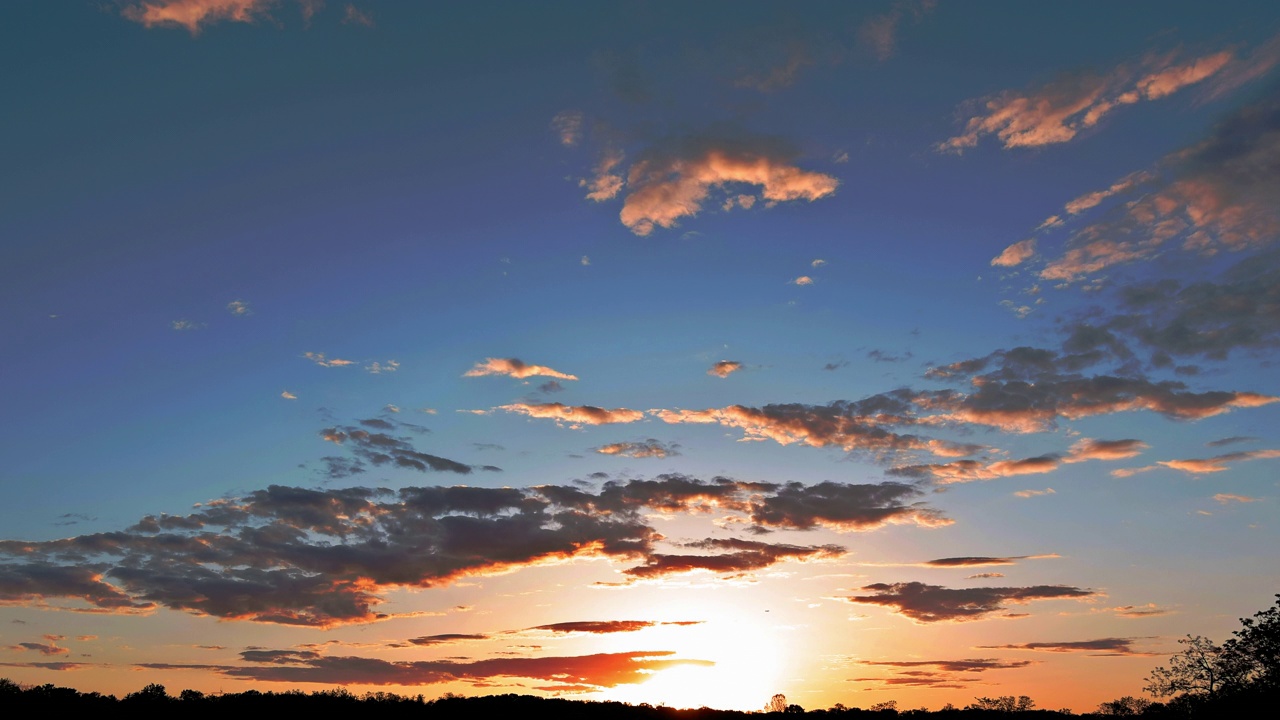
1220, 593, 1280, 692
1094, 696, 1151, 715
765, 694, 788, 713
1144, 634, 1237, 700
967, 695, 1034, 711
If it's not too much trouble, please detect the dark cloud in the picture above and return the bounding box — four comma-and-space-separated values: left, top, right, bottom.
624, 537, 844, 579
858, 658, 1033, 673
143, 650, 712, 688
52, 513, 96, 527
538, 380, 566, 394
923, 555, 1056, 568
978, 637, 1155, 656
1207, 435, 1259, 447
888, 456, 1061, 484
867, 349, 912, 363
0, 476, 941, 626
593, 439, 681, 459
10, 641, 68, 656
408, 634, 489, 646
529, 621, 656, 634
845, 581, 1097, 622
823, 361, 850, 371
321, 423, 477, 474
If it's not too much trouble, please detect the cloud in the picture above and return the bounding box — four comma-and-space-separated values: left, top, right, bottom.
623, 537, 844, 579
707, 360, 743, 378
939, 46, 1243, 152
978, 638, 1155, 656
1039, 99, 1280, 283
1062, 171, 1153, 216
321, 423, 477, 474
281, 391, 297, 400
121, 0, 275, 34
304, 352, 356, 368
746, 481, 950, 531
1213, 493, 1262, 504
365, 360, 399, 374
407, 633, 489, 646
1116, 449, 1280, 476
226, 299, 252, 316
791, 275, 814, 286
1013, 488, 1055, 499
1208, 435, 1259, 447
582, 148, 625, 202
1063, 438, 1149, 463
617, 130, 838, 235
858, 0, 936, 62
857, 658, 1032, 673
10, 641, 69, 656
593, 439, 680, 459
966, 572, 1005, 579
922, 555, 1058, 568
529, 621, 660, 635
845, 582, 1096, 622
1, 475, 938, 626
991, 238, 1037, 267
465, 358, 579, 381
341, 3, 373, 27
888, 456, 1061, 484
1109, 604, 1173, 618
551, 111, 584, 147
171, 319, 202, 330
150, 649, 712, 688
498, 403, 643, 426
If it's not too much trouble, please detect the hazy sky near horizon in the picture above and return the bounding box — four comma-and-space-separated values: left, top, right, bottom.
3, 0, 1280, 712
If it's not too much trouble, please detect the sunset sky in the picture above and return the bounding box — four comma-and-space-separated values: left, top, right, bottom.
3, 0, 1280, 713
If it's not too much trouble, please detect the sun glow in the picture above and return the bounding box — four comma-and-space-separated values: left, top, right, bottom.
601, 603, 789, 711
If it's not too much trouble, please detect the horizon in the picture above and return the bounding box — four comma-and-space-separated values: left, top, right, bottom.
2, 0, 1279, 714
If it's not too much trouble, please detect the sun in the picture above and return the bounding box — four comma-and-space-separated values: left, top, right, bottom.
600, 600, 789, 712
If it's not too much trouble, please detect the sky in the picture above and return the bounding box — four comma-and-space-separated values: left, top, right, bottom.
2, 0, 1280, 712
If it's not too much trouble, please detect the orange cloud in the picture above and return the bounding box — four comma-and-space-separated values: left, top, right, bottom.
653, 401, 932, 455
304, 351, 356, 367
499, 402, 643, 426
940, 49, 1238, 152
991, 238, 1036, 267
122, 0, 274, 34
1214, 493, 1261, 504
464, 358, 578, 381
1013, 488, 1055, 499
707, 360, 743, 378
888, 456, 1060, 484
1063, 438, 1149, 463
618, 135, 837, 235
1062, 171, 1153, 215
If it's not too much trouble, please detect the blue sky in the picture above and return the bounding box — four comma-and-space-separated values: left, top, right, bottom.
2, 0, 1279, 711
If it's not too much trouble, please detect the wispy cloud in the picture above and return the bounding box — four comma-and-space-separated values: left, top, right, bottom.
978, 637, 1156, 656
465, 358, 579, 381
226, 299, 252, 316
939, 42, 1256, 152
845, 582, 1096, 622
304, 352, 356, 368
594, 439, 680, 459
122, 0, 276, 34
498, 402, 643, 426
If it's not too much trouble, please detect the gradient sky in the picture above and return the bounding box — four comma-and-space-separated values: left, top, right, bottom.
3, 0, 1280, 713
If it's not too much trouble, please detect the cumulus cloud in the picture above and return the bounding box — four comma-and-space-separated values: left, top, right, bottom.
889, 456, 1061, 484
939, 45, 1245, 152
10, 640, 69, 656
617, 130, 838, 235
707, 360, 743, 378
791, 275, 814, 286
623, 537, 844, 579
1039, 98, 1280, 283
0, 475, 940, 625
593, 439, 680, 459
465, 358, 579, 381
499, 402, 644, 426
582, 148, 625, 202
978, 638, 1155, 656
171, 319, 202, 330
845, 582, 1096, 622
226, 299, 252, 316
991, 238, 1037, 267
122, 0, 276, 34
281, 391, 297, 400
